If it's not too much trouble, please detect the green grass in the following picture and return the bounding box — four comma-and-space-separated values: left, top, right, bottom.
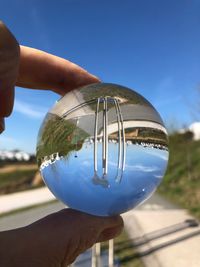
0, 169, 39, 195
158, 132, 200, 219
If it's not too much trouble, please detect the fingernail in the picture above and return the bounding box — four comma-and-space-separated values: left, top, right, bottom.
0, 118, 5, 133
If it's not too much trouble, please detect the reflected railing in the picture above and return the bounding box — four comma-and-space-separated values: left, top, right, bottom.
92, 97, 126, 187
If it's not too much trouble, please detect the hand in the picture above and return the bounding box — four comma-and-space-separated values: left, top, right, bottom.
0, 22, 123, 266
0, 21, 100, 133
0, 209, 123, 267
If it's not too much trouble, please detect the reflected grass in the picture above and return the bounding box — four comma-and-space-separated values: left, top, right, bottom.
36, 113, 89, 165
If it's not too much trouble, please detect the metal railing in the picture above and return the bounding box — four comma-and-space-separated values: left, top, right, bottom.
69, 239, 114, 267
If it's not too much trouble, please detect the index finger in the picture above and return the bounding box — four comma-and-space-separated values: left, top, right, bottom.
0, 21, 20, 118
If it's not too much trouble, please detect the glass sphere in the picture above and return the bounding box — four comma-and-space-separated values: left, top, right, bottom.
36, 83, 169, 216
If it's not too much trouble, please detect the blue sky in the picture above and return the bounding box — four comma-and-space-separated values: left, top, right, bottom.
0, 0, 200, 152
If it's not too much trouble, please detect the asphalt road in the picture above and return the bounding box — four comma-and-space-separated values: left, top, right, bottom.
0, 193, 178, 232
0, 201, 65, 231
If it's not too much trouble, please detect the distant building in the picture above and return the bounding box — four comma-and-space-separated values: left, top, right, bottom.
179, 122, 200, 141
188, 122, 200, 140
0, 150, 32, 161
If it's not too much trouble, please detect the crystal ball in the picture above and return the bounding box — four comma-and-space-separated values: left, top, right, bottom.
36, 83, 169, 216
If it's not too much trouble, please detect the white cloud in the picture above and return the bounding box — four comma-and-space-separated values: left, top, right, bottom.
14, 100, 46, 119
125, 164, 159, 173
154, 175, 163, 179
145, 150, 169, 161
82, 160, 91, 166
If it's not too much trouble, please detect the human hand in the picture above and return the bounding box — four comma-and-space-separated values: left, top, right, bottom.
0, 22, 122, 266
0, 21, 100, 133
0, 208, 123, 267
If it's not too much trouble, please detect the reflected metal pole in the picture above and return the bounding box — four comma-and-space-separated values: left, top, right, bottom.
102, 97, 108, 179
114, 99, 126, 183
93, 98, 100, 180
92, 97, 109, 187
114, 99, 122, 182
116, 99, 126, 173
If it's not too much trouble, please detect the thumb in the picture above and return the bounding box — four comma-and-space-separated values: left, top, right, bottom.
96, 215, 124, 242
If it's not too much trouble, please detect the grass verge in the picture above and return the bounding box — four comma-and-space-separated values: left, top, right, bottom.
0, 168, 43, 195
158, 133, 200, 220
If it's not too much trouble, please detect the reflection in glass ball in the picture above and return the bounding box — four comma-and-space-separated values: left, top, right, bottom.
36, 83, 169, 216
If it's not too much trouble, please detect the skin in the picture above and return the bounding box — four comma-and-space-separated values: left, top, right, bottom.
0, 21, 124, 266
0, 209, 123, 267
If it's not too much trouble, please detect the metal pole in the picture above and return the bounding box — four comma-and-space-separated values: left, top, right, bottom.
92, 245, 97, 267
96, 243, 101, 267
108, 239, 114, 267
92, 243, 101, 267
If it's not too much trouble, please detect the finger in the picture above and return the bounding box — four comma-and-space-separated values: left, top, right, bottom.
0, 86, 14, 117
16, 46, 100, 95
0, 118, 5, 133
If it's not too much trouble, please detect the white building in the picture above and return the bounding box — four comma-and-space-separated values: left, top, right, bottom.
188, 122, 200, 140
0, 150, 31, 161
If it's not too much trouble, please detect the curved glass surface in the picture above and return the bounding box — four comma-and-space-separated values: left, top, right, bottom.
36, 83, 169, 216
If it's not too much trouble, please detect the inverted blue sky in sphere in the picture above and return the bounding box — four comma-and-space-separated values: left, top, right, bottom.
0, 0, 200, 152
41, 143, 169, 216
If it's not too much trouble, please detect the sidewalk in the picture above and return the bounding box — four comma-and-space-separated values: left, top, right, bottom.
123, 204, 200, 267
0, 187, 55, 214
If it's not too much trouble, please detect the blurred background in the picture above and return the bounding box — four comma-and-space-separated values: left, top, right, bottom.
0, 1, 200, 266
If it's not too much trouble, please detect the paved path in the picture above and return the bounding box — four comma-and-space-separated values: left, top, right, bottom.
0, 187, 55, 214
1, 188, 200, 266
123, 195, 200, 267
